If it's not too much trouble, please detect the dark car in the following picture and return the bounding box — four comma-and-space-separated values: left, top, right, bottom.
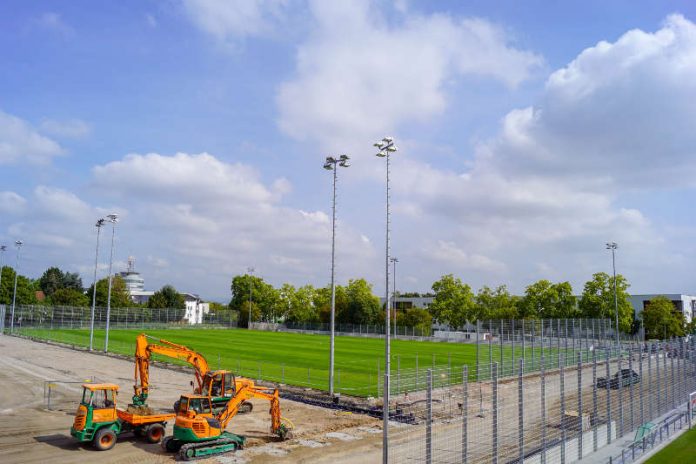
596, 369, 640, 389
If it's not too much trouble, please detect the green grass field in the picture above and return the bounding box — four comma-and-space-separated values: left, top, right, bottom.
645, 427, 696, 463
17, 327, 575, 397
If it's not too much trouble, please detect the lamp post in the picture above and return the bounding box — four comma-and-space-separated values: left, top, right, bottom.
0, 245, 6, 333
606, 242, 619, 347
10, 240, 23, 333
89, 218, 106, 351
247, 267, 255, 326
324, 154, 350, 396
103, 214, 118, 353
374, 135, 398, 464
390, 257, 398, 338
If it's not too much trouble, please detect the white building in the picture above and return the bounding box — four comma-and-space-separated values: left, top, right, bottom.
182, 293, 210, 324
629, 294, 696, 324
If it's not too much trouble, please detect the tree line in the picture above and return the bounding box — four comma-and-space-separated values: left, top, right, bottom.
226, 271, 690, 339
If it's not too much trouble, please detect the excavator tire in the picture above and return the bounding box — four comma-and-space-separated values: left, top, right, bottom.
93, 428, 117, 451
146, 424, 165, 443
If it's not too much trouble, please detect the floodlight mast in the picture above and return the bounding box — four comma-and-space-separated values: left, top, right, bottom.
325, 154, 350, 396
10, 240, 23, 333
103, 214, 118, 353
606, 241, 619, 347
89, 218, 106, 351
375, 136, 398, 464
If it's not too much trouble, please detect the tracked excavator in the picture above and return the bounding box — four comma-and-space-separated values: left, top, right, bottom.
161, 380, 292, 461
132, 333, 253, 414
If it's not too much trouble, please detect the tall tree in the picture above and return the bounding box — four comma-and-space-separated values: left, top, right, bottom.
475, 285, 519, 320
579, 272, 633, 331
519, 280, 577, 319
641, 295, 685, 339
49, 288, 89, 307
396, 308, 433, 335
229, 274, 279, 324
85, 276, 131, 308
0, 266, 38, 305
430, 274, 476, 328
148, 285, 185, 309
38, 267, 84, 297
339, 279, 380, 325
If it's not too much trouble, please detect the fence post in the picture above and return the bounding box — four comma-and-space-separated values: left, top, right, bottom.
518, 358, 524, 464
397, 355, 401, 394
416, 353, 419, 390
511, 319, 516, 367
618, 353, 624, 437
476, 320, 480, 382
639, 343, 645, 426
671, 340, 677, 409
522, 319, 526, 369
426, 369, 433, 464
541, 356, 547, 464
462, 365, 468, 464
560, 354, 566, 464
606, 348, 612, 444
592, 349, 598, 452
629, 345, 635, 431
499, 322, 504, 375
577, 352, 583, 460
489, 320, 493, 378
648, 342, 653, 421
492, 362, 499, 464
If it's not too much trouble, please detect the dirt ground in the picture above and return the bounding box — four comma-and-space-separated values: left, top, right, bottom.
0, 335, 383, 464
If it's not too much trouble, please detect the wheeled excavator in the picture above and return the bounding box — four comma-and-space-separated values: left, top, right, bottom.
161, 380, 292, 461
133, 333, 253, 414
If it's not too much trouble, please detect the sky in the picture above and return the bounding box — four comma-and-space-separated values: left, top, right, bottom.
1, 0, 696, 302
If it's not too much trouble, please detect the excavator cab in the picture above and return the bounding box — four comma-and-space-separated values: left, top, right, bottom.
202, 371, 236, 398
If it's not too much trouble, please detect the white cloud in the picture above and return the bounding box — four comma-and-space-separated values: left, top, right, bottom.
277, 0, 542, 148
182, 0, 288, 42
0, 192, 27, 215
40, 118, 91, 138
0, 110, 64, 165
36, 12, 74, 36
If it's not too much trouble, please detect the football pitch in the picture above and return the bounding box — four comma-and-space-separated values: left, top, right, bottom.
17, 327, 571, 396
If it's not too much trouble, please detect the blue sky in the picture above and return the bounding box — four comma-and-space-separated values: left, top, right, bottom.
1, 0, 696, 302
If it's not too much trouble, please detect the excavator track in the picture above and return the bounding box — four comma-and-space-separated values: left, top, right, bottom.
177, 435, 244, 461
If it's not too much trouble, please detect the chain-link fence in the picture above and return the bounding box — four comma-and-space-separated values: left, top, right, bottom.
2, 303, 238, 331
387, 337, 696, 463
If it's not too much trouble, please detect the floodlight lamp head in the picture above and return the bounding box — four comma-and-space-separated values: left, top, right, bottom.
383, 136, 394, 143
374, 142, 384, 149
606, 242, 618, 250
339, 161, 350, 168
96, 218, 106, 227
324, 163, 334, 170
15, 240, 23, 247
325, 156, 336, 163
339, 154, 350, 161
0, 245, 6, 251
376, 151, 387, 158
107, 213, 118, 223
387, 145, 398, 152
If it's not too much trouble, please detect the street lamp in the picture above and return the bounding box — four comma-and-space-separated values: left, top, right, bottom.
606, 242, 619, 347
89, 218, 106, 351
104, 214, 118, 353
324, 154, 350, 396
247, 267, 255, 327
10, 240, 23, 333
374, 135, 398, 464
390, 257, 398, 338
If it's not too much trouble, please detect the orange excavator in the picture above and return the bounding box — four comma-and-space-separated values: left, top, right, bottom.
132, 333, 252, 414
162, 380, 292, 460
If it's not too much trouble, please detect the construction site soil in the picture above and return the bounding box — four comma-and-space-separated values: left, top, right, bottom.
0, 335, 383, 463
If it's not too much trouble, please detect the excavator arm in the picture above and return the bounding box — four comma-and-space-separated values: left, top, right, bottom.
216, 383, 287, 438
132, 333, 211, 405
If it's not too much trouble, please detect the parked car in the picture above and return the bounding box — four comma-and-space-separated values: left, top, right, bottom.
596, 369, 640, 389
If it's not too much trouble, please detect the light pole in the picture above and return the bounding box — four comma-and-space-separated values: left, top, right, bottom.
324, 154, 350, 396
103, 214, 118, 353
89, 218, 106, 351
374, 135, 398, 464
0, 245, 6, 333
390, 257, 398, 338
247, 267, 255, 327
10, 240, 23, 333
606, 242, 619, 347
